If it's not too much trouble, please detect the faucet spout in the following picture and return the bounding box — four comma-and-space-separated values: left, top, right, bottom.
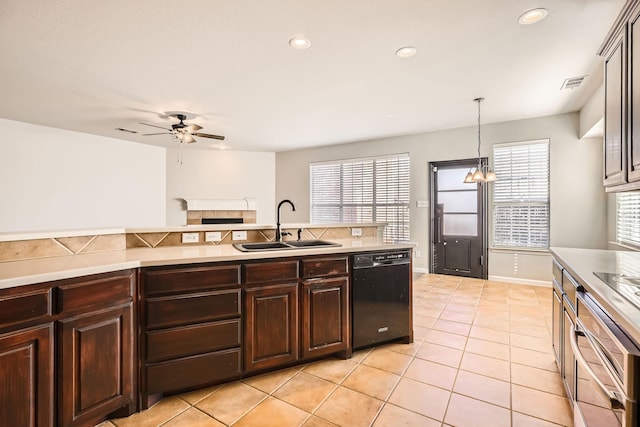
276, 199, 296, 242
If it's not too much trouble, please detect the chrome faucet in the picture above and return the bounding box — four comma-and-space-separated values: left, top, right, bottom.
276, 199, 296, 242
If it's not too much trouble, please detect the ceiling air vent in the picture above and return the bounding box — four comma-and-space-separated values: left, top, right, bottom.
561, 75, 587, 90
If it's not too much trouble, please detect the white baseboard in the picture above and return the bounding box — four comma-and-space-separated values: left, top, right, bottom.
488, 275, 551, 288
413, 267, 429, 274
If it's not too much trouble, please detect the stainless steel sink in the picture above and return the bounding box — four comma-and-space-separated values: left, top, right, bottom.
233, 240, 340, 252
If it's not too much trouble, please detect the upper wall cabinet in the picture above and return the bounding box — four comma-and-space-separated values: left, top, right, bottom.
601, 0, 640, 191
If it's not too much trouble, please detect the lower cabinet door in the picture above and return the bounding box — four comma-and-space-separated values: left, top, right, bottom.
302, 277, 349, 359
0, 323, 54, 427
58, 303, 134, 427
244, 283, 299, 372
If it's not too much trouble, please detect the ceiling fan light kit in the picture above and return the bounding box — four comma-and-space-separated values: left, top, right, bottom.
138, 111, 225, 144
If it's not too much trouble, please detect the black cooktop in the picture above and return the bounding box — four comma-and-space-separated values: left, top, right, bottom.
594, 272, 640, 309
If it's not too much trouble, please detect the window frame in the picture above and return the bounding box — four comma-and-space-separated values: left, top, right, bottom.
309, 153, 410, 243
491, 139, 550, 250
616, 191, 640, 249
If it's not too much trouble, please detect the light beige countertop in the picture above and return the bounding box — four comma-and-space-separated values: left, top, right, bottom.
550, 246, 640, 344
0, 238, 413, 290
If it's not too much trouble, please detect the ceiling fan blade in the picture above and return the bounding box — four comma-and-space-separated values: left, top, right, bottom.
186, 124, 203, 132
183, 133, 196, 143
193, 132, 225, 141
139, 122, 171, 131
142, 132, 172, 136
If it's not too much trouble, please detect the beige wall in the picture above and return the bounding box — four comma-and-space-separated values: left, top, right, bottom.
0, 118, 166, 232
166, 149, 276, 226
276, 112, 608, 283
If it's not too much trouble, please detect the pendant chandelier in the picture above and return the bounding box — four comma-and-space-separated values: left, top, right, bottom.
464, 97, 497, 183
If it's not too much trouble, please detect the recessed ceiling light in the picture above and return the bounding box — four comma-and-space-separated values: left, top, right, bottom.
396, 46, 417, 59
518, 8, 548, 25
289, 36, 311, 50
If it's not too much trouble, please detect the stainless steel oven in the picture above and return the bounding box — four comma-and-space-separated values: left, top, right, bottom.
569, 290, 640, 427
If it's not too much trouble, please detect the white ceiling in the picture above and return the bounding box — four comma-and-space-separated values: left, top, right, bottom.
0, 0, 625, 152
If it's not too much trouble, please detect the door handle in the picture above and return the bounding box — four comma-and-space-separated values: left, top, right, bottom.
437, 217, 442, 243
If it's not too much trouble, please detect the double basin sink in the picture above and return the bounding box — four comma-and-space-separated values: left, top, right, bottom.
233, 240, 341, 252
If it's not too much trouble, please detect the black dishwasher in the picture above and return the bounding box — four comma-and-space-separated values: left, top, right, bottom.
352, 250, 411, 349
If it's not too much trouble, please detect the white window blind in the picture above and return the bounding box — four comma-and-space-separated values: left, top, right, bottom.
617, 192, 640, 248
310, 153, 410, 242
493, 140, 550, 248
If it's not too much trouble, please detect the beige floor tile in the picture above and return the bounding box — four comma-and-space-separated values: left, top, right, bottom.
381, 341, 422, 356
510, 322, 550, 339
303, 357, 359, 383
466, 337, 510, 361
443, 393, 511, 427
350, 348, 373, 363
415, 342, 463, 368
511, 347, 559, 372
472, 316, 510, 332
234, 397, 310, 427
241, 367, 298, 393
195, 381, 267, 425
512, 411, 565, 427
95, 422, 116, 427
511, 363, 566, 396
444, 303, 477, 314
469, 325, 510, 344
342, 364, 400, 400
453, 370, 511, 408
510, 333, 553, 354
414, 306, 444, 318
161, 408, 225, 427
362, 348, 413, 375
372, 403, 441, 427
315, 387, 383, 427
273, 372, 337, 413
433, 318, 472, 336
425, 329, 468, 350
413, 313, 438, 328
459, 351, 510, 382
302, 416, 338, 427
510, 312, 546, 326
511, 384, 573, 426
404, 357, 457, 390
412, 325, 430, 340
178, 385, 221, 405
439, 310, 475, 324
388, 378, 450, 421
111, 397, 189, 427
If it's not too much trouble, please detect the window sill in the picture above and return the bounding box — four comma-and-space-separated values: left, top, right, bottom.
489, 247, 550, 256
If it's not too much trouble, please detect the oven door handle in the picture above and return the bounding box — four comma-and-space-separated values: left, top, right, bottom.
569, 324, 625, 410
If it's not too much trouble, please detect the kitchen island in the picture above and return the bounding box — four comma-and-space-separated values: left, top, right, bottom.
0, 228, 413, 426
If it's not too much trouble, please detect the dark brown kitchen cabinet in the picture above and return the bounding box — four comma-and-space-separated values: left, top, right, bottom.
58, 304, 134, 426
0, 323, 54, 427
243, 282, 299, 372
0, 269, 136, 427
56, 270, 136, 426
140, 263, 242, 408
601, 0, 640, 191
301, 277, 349, 359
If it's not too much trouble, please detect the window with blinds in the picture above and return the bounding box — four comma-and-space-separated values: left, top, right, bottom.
492, 139, 550, 249
617, 192, 640, 248
310, 153, 410, 242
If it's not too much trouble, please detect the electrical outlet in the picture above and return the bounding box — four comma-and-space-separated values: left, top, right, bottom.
351, 228, 363, 237
205, 231, 222, 242
232, 230, 247, 241
414, 249, 421, 258
181, 232, 199, 243
416, 200, 429, 208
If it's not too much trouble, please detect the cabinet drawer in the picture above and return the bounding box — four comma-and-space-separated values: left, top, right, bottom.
146, 289, 241, 329
301, 257, 348, 279
57, 271, 134, 314
243, 260, 299, 284
0, 288, 52, 327
146, 348, 241, 394
146, 319, 241, 363
552, 259, 563, 287
143, 264, 241, 295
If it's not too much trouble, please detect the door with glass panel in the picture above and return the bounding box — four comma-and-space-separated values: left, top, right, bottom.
430, 159, 488, 279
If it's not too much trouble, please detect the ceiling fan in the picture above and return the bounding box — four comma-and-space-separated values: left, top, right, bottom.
140, 112, 225, 143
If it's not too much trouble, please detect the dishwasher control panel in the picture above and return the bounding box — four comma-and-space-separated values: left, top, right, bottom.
353, 251, 411, 268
